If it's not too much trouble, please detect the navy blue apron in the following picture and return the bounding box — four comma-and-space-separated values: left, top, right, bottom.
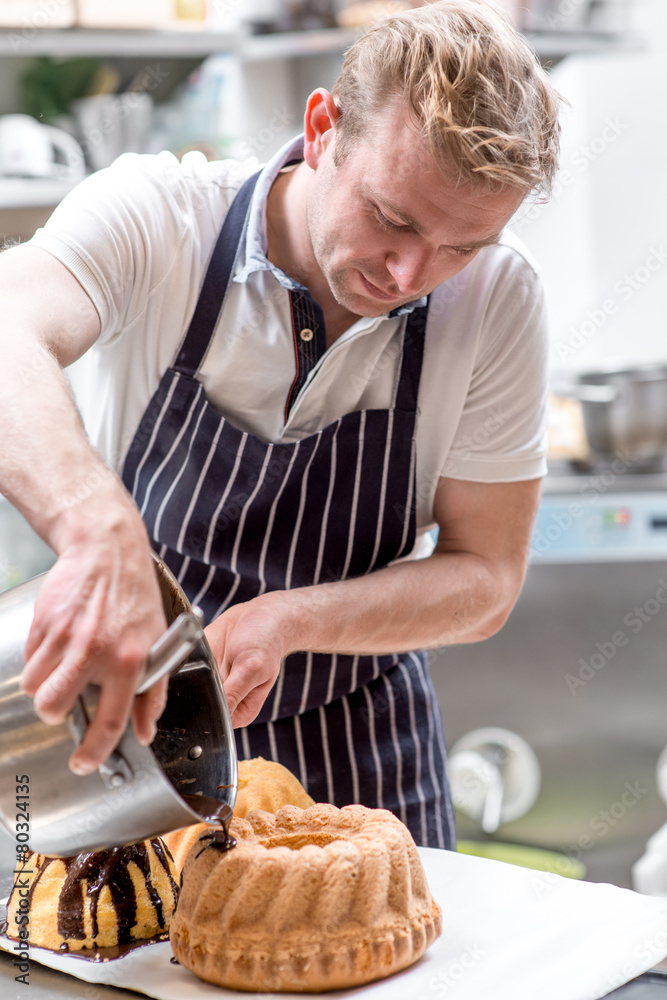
122, 170, 456, 849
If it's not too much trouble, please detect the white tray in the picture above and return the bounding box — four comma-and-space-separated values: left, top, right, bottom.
3, 847, 667, 1000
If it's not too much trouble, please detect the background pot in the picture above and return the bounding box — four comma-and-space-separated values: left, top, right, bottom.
554, 364, 667, 467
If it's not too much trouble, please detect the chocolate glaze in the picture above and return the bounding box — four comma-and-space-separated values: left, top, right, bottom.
177, 793, 237, 859
182, 793, 234, 824
11, 839, 179, 951
2, 918, 170, 963
192, 804, 237, 860
60, 934, 170, 962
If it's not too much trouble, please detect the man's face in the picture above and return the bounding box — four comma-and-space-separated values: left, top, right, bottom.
306, 102, 525, 317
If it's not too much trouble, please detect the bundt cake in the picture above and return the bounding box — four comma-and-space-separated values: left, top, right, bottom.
170, 803, 442, 992
235, 756, 315, 815
163, 756, 315, 871
6, 838, 179, 952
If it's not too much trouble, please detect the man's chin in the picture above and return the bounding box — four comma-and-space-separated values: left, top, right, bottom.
333, 282, 406, 318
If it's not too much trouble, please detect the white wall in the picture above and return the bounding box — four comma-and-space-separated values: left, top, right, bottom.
515, 0, 667, 376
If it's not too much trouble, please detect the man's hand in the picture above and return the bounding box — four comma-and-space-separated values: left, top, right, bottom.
205, 594, 296, 728
20, 500, 168, 775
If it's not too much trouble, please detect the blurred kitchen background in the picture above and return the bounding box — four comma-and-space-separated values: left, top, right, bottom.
2, 0, 667, 895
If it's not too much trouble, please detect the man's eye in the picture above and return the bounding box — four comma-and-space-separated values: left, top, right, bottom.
452, 247, 477, 258
375, 209, 406, 231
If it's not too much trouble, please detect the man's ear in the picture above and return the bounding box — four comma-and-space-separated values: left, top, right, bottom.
303, 89, 341, 169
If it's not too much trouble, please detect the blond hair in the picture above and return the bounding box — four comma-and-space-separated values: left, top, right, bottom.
331, 0, 563, 197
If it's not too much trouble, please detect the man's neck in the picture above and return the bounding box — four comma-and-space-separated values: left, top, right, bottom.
265, 162, 360, 347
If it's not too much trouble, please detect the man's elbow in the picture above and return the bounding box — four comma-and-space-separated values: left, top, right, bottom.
475, 604, 514, 641
476, 573, 526, 641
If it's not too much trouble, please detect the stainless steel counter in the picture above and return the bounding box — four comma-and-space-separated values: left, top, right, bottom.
0, 948, 141, 1000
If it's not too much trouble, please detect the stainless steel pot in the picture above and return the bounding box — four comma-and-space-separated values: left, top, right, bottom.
555, 364, 667, 466
0, 555, 237, 856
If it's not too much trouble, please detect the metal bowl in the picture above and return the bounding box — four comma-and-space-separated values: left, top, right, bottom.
0, 554, 237, 856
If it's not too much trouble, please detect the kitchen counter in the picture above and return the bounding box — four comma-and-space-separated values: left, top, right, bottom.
0, 949, 141, 1000
3, 816, 667, 999
544, 459, 667, 496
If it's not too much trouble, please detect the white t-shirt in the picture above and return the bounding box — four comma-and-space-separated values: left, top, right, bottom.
30, 136, 549, 559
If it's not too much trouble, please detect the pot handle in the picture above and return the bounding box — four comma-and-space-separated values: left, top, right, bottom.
552, 382, 619, 404
135, 608, 204, 695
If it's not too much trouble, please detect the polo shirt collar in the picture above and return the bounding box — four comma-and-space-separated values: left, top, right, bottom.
234, 134, 426, 320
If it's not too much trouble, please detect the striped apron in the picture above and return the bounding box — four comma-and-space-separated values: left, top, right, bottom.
122, 171, 456, 849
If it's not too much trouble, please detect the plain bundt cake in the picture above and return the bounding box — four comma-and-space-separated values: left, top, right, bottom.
170, 803, 442, 992
6, 838, 179, 952
235, 756, 315, 815
163, 756, 315, 871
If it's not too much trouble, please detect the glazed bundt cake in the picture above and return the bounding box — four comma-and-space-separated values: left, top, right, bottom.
6, 838, 179, 952
170, 803, 442, 992
163, 756, 315, 871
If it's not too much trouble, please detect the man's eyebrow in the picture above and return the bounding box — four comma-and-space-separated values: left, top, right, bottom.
371, 191, 502, 250
449, 234, 502, 251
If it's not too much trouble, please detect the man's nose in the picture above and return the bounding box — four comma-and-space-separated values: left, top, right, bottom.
385, 245, 434, 296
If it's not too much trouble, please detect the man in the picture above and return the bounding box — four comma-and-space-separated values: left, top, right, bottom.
0, 0, 561, 847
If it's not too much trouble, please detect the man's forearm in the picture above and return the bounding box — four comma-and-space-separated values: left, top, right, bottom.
0, 332, 123, 547
0, 244, 131, 547
211, 542, 528, 727
278, 548, 522, 657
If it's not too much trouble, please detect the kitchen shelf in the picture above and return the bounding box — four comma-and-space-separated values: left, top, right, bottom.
236, 27, 359, 63
0, 176, 79, 208
0, 24, 639, 62
524, 28, 643, 62
0, 27, 239, 57
0, 25, 360, 60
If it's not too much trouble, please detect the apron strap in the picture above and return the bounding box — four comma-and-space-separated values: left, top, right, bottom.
393, 300, 429, 412
173, 169, 262, 377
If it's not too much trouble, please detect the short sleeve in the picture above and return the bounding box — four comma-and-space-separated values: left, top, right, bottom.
442, 243, 549, 483
28, 151, 236, 346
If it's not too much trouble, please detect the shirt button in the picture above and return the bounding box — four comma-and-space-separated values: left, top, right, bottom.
300, 327, 314, 342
